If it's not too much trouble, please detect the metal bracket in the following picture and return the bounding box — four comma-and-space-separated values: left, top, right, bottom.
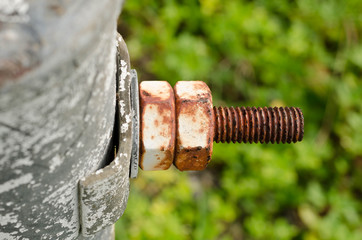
79, 34, 136, 237
130, 69, 140, 179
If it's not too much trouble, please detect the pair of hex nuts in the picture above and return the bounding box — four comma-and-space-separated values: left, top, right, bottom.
139, 81, 305, 172
139, 81, 213, 171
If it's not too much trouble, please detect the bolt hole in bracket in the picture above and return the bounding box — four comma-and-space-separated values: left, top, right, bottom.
79, 33, 139, 237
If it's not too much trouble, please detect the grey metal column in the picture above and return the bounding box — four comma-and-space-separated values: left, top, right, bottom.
0, 0, 124, 239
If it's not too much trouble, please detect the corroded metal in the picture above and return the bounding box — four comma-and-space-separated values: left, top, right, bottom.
138, 81, 305, 172
173, 81, 214, 171
79, 34, 132, 237
139, 81, 176, 170
213, 106, 304, 144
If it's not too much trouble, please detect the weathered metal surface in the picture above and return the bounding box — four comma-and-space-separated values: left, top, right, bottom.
213, 106, 304, 143
130, 69, 140, 178
0, 0, 123, 239
139, 81, 176, 171
0, 1, 38, 84
79, 34, 132, 236
78, 226, 114, 240
173, 81, 214, 171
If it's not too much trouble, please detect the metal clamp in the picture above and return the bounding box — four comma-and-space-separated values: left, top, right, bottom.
79, 34, 137, 236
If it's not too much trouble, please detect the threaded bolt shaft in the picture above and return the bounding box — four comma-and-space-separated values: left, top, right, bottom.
213, 106, 304, 144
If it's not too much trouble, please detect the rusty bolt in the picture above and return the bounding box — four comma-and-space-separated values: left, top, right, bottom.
213, 106, 304, 144
138, 81, 304, 171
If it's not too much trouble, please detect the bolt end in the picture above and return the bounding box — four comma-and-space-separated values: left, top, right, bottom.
213, 106, 304, 144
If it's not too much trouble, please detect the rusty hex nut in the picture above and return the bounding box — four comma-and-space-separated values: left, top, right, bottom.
173, 81, 214, 171
139, 81, 176, 170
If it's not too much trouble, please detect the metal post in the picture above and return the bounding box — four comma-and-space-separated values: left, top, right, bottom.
0, 0, 124, 239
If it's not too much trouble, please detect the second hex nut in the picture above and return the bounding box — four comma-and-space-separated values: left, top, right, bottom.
173, 81, 214, 171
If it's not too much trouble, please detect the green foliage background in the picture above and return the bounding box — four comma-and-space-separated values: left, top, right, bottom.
116, 1, 362, 239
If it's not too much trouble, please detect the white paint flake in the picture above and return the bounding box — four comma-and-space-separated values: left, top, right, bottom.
0, 232, 16, 239
120, 114, 132, 133
11, 157, 33, 168
0, 173, 33, 194
0, 0, 29, 22
0, 212, 18, 226
49, 155, 63, 173
119, 100, 125, 116
119, 60, 130, 92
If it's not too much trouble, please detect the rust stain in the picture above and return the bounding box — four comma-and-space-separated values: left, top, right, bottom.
154, 149, 173, 170
0, 25, 41, 87
49, 4, 65, 16
174, 147, 211, 171
154, 119, 159, 127
139, 81, 176, 170
173, 81, 214, 171
213, 106, 304, 144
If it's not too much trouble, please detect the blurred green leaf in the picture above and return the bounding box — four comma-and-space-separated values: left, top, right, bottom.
116, 0, 362, 239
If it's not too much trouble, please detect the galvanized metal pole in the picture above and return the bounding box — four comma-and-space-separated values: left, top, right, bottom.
0, 0, 124, 239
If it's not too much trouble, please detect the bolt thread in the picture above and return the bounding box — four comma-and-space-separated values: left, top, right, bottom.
213, 106, 304, 144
